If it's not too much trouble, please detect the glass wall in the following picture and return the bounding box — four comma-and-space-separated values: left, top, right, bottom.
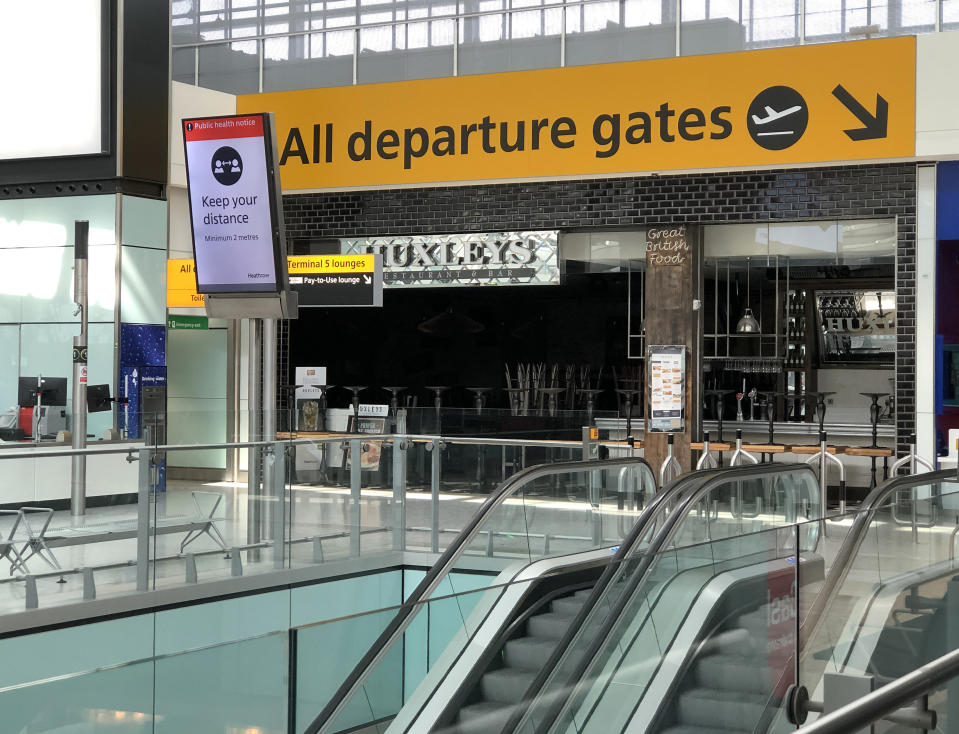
0, 194, 168, 441
173, 0, 956, 92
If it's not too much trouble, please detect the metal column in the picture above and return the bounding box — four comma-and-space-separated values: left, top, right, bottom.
272, 441, 286, 569
392, 438, 407, 551
262, 318, 277, 540
431, 439, 442, 553
136, 447, 152, 591
247, 319, 262, 558
71, 221, 89, 517
350, 437, 362, 556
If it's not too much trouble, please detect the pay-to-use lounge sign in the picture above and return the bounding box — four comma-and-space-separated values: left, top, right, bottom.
237, 36, 915, 190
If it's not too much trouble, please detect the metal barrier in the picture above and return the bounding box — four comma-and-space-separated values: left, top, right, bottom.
0, 431, 653, 612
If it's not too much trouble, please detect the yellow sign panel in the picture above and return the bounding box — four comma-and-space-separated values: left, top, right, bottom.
167, 256, 375, 308
167, 258, 205, 308
288, 254, 375, 274
237, 37, 915, 191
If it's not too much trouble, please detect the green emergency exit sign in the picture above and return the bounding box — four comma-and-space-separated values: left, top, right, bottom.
168, 315, 208, 330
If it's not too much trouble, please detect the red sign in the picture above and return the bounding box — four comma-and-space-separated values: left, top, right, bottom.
766, 563, 797, 696
183, 115, 265, 142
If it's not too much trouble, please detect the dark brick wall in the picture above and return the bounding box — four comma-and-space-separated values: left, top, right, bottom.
282, 162, 917, 448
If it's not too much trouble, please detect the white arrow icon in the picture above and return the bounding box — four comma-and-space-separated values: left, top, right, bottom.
362, 274, 372, 284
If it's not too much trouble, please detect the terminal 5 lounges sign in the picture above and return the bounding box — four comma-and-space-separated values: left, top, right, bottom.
237, 36, 916, 190
183, 114, 280, 293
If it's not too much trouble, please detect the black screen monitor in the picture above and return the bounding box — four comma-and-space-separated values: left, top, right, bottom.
87, 384, 112, 413
18, 377, 69, 407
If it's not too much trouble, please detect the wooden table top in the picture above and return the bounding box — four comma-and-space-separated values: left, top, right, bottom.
842, 446, 895, 457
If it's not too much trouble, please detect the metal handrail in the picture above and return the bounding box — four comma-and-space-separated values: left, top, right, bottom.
796, 645, 959, 733
304, 454, 654, 734
519, 462, 820, 734
0, 432, 606, 461
798, 468, 959, 650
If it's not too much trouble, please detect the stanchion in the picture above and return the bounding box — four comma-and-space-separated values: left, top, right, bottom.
696, 431, 719, 470
730, 429, 759, 467
659, 434, 682, 487
804, 431, 846, 517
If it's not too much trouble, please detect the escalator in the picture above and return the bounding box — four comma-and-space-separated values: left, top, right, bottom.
304, 458, 824, 734
786, 468, 959, 730
303, 455, 659, 734
518, 464, 822, 734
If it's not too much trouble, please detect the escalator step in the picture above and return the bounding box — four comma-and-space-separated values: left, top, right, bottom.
675, 688, 766, 731
456, 701, 514, 734
504, 636, 558, 671
699, 628, 754, 658
695, 655, 773, 692
480, 667, 538, 704
551, 595, 589, 616
528, 612, 577, 639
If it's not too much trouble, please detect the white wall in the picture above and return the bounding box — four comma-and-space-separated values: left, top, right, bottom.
169, 82, 236, 188
816, 369, 896, 424
916, 164, 937, 463
917, 32, 959, 159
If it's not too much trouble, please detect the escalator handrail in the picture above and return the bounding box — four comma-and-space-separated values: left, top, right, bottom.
522, 461, 820, 734
304, 454, 656, 734
798, 467, 958, 650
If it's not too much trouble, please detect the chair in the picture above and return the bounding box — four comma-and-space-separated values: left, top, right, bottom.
17, 507, 59, 570
0, 510, 28, 575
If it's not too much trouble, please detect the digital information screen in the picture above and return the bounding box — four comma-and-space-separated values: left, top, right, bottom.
183, 114, 282, 293
0, 0, 104, 160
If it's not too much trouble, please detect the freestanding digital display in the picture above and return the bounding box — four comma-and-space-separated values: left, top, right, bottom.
182, 113, 287, 294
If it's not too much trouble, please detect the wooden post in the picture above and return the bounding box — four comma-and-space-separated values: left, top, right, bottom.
644, 225, 703, 482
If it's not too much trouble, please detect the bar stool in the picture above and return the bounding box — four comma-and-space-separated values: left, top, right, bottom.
467, 387, 491, 415
426, 386, 449, 432
759, 391, 786, 462
616, 389, 641, 439
860, 391, 890, 487
344, 386, 367, 425
577, 388, 604, 426
804, 391, 836, 433
383, 386, 406, 417
540, 387, 565, 417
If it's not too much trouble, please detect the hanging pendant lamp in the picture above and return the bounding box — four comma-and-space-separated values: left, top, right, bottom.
736, 257, 760, 333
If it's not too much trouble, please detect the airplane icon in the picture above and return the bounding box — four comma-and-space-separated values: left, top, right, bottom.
752, 105, 803, 126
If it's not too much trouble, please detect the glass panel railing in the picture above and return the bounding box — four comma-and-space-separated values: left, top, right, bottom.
0, 432, 636, 614
515, 463, 821, 734
525, 520, 813, 734
304, 455, 656, 734
796, 474, 959, 729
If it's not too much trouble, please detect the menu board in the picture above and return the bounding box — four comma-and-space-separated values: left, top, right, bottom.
648, 345, 686, 432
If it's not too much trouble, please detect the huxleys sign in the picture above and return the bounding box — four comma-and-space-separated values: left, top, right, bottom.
339, 231, 560, 287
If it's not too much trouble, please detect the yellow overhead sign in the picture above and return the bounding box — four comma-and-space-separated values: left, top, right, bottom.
167, 258, 205, 308
167, 256, 378, 310
287, 254, 375, 274
237, 36, 915, 191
